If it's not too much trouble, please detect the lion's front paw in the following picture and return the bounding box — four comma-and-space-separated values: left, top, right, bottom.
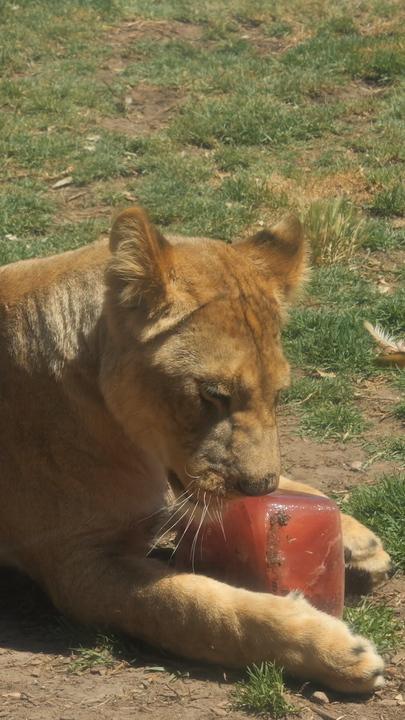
341, 514, 391, 586
298, 600, 385, 693
320, 628, 385, 694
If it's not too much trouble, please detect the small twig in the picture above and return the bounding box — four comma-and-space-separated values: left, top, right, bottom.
66, 191, 87, 203
310, 706, 345, 720
361, 450, 385, 470
287, 391, 316, 407
164, 683, 184, 699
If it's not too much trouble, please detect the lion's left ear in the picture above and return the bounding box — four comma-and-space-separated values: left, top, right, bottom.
108, 206, 174, 310
234, 215, 308, 301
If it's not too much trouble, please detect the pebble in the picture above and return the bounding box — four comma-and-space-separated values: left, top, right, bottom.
212, 708, 228, 717
310, 690, 329, 705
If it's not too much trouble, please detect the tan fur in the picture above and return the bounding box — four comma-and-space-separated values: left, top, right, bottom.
0, 207, 389, 692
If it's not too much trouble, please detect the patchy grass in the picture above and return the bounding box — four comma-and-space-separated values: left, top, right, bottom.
367, 437, 405, 468
232, 662, 296, 718
393, 402, 405, 421
370, 184, 405, 217
282, 22, 404, 87
341, 474, 405, 571
0, 220, 107, 266
363, 219, 405, 251
68, 632, 133, 673
344, 600, 403, 654
282, 376, 367, 442
300, 402, 367, 442
170, 94, 339, 148
282, 376, 352, 406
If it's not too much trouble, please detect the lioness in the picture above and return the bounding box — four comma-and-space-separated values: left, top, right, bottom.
0, 207, 391, 692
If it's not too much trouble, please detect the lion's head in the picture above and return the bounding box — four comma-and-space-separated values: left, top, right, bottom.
102, 207, 307, 500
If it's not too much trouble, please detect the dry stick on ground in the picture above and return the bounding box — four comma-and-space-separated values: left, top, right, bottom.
310, 706, 346, 720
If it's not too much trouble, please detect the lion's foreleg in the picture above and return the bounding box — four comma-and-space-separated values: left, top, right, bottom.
278, 474, 327, 497
47, 552, 383, 693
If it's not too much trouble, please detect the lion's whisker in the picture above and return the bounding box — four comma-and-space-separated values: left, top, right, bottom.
216, 498, 227, 542
147, 503, 192, 555
190, 492, 208, 573
170, 499, 198, 560
199, 494, 212, 561
137, 477, 196, 528
147, 495, 193, 553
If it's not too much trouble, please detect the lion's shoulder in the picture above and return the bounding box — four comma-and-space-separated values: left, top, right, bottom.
0, 238, 110, 304
0, 239, 110, 374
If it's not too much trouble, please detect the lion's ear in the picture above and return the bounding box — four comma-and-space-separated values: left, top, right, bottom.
234, 215, 308, 301
109, 206, 174, 308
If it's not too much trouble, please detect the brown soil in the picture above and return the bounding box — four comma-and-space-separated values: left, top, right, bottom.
108, 19, 204, 48
266, 168, 373, 209
99, 84, 185, 137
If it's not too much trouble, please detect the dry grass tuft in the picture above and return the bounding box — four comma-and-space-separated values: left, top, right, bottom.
304, 197, 366, 265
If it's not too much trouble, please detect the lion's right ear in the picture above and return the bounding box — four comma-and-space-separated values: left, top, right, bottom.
233, 214, 307, 302
108, 206, 174, 309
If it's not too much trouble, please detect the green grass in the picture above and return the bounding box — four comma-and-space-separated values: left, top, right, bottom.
342, 474, 405, 571
232, 662, 296, 718
344, 600, 403, 654
69, 633, 119, 673
0, 181, 55, 239
284, 309, 376, 374
300, 402, 367, 442
394, 372, 405, 395
283, 261, 404, 381
132, 140, 277, 238
282, 22, 403, 85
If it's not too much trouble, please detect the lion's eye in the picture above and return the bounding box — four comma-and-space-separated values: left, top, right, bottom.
199, 383, 231, 410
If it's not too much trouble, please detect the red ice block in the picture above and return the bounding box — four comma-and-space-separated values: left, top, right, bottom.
174, 491, 345, 617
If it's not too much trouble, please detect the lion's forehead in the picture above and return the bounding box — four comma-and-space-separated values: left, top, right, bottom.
150, 290, 287, 391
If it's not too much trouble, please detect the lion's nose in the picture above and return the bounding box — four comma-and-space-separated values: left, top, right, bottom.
238, 473, 279, 496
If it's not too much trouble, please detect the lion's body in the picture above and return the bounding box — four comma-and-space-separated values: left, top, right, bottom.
0, 209, 390, 692
0, 239, 167, 585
